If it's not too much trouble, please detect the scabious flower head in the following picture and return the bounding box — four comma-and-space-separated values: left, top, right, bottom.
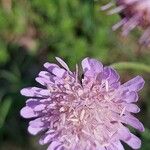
102, 0, 150, 46
20, 57, 145, 150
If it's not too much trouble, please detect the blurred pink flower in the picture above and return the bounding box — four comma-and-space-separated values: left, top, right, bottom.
102, 0, 150, 46
20, 57, 144, 150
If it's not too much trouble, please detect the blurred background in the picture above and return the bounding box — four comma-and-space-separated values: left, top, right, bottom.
0, 0, 149, 149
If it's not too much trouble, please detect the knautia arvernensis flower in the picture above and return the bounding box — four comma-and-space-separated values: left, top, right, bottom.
20, 57, 145, 150
101, 0, 150, 46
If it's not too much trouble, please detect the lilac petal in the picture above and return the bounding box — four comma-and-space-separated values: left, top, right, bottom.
26, 98, 50, 111
106, 143, 124, 150
26, 99, 39, 108
28, 125, 43, 135
106, 145, 117, 150
39, 131, 58, 145
122, 76, 145, 92
121, 114, 145, 132
110, 82, 120, 89
96, 146, 106, 150
55, 57, 70, 71
35, 77, 45, 86
20, 87, 50, 97
118, 126, 141, 149
103, 67, 120, 84
112, 141, 124, 150
44, 62, 66, 78
47, 141, 62, 150
39, 89, 50, 96
38, 71, 55, 83
57, 146, 64, 150
118, 126, 131, 141
39, 133, 56, 145
38, 71, 51, 79
52, 67, 66, 78
35, 77, 51, 86
28, 126, 42, 135
28, 118, 44, 135
33, 104, 46, 111
26, 98, 37, 103
20, 106, 37, 118
123, 133, 141, 149
122, 91, 138, 103
29, 118, 44, 127
125, 103, 140, 113
36, 71, 55, 86
44, 62, 59, 72
82, 58, 103, 75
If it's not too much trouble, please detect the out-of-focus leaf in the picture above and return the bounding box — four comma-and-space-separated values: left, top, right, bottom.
0, 44, 9, 64
141, 128, 150, 140
0, 70, 19, 83
141, 128, 150, 150
0, 97, 12, 128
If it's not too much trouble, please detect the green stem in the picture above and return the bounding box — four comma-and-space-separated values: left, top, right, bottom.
111, 62, 150, 73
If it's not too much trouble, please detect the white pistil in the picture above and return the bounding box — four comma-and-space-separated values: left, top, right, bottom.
64, 84, 70, 90
75, 135, 79, 142
75, 64, 78, 83
48, 86, 54, 92
62, 113, 66, 125
64, 75, 70, 84
104, 95, 110, 101
101, 143, 110, 147
80, 109, 85, 121
59, 107, 65, 112
73, 111, 78, 118
78, 89, 84, 96
47, 103, 56, 109
112, 18, 127, 31
120, 107, 126, 117
108, 6, 125, 15
55, 57, 70, 71
101, 2, 114, 11
105, 80, 109, 92
68, 118, 79, 122
82, 129, 91, 136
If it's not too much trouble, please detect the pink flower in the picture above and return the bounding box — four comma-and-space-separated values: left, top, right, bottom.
102, 0, 150, 46
20, 57, 145, 150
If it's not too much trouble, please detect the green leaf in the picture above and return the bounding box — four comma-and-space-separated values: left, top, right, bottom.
0, 97, 12, 128
0, 70, 19, 83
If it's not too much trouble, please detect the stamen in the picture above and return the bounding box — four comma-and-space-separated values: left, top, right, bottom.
139, 27, 150, 45
48, 86, 55, 92
68, 118, 79, 122
55, 57, 70, 71
120, 107, 126, 117
122, 15, 140, 36
76, 64, 78, 83
62, 113, 66, 125
82, 129, 91, 136
101, 2, 114, 11
77, 89, 84, 96
80, 109, 85, 121
105, 80, 109, 92
60, 107, 65, 112
107, 6, 125, 15
112, 19, 127, 31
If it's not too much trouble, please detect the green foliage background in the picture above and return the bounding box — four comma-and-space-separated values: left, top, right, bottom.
0, 0, 149, 149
